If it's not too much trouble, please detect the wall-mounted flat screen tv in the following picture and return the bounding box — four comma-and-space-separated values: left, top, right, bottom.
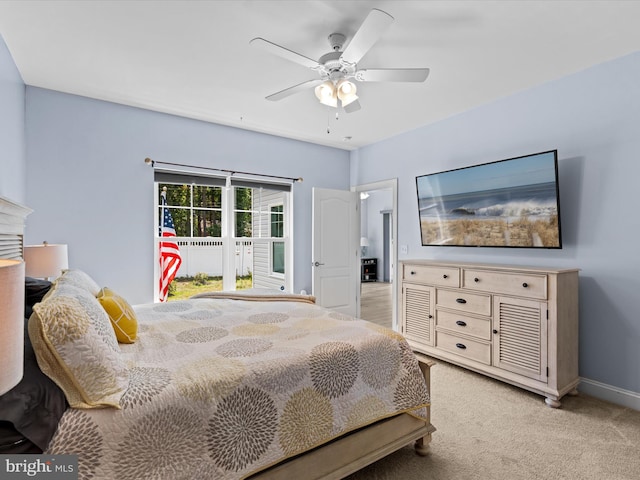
415, 150, 562, 248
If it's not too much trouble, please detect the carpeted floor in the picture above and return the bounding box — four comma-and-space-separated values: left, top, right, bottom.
346, 360, 640, 480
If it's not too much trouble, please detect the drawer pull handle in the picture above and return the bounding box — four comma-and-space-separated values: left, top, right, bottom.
428, 314, 433, 319
456, 343, 467, 350
522, 282, 528, 288
493, 329, 498, 334
474, 277, 480, 283
443, 274, 448, 279
456, 320, 467, 327
456, 298, 467, 304
410, 271, 416, 275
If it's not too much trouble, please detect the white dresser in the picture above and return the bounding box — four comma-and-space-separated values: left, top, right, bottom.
399, 260, 579, 407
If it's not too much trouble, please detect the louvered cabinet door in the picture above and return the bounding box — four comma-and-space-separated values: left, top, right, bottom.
402, 283, 435, 347
492, 296, 548, 382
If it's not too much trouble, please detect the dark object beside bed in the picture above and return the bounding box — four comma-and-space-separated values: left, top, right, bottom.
0, 278, 68, 453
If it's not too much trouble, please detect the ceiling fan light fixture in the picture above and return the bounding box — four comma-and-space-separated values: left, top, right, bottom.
315, 81, 337, 107
337, 79, 355, 95
336, 79, 358, 107
252, 8, 430, 116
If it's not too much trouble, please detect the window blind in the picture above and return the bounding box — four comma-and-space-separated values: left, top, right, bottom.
154, 169, 291, 192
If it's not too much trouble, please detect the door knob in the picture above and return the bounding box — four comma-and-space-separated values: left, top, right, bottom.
313, 261, 325, 267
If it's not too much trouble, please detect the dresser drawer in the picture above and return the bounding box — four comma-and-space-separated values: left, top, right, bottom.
436, 310, 491, 340
403, 264, 460, 287
436, 331, 491, 365
436, 289, 491, 316
462, 269, 547, 299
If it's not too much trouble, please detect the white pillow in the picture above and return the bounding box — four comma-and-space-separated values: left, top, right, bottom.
55, 269, 101, 296
29, 283, 129, 408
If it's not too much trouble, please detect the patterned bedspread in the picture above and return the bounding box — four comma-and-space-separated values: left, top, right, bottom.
46, 296, 430, 479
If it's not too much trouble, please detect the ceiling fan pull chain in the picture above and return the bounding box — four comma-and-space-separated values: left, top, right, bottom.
251, 8, 428, 119
327, 107, 331, 134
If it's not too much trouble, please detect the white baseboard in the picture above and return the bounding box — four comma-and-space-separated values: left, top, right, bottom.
578, 377, 640, 411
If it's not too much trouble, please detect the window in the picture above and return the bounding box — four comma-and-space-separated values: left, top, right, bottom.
271, 204, 284, 275
159, 183, 222, 237
154, 170, 292, 300
232, 188, 287, 283
234, 187, 253, 238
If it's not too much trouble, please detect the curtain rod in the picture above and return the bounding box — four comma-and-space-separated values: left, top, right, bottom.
144, 158, 303, 183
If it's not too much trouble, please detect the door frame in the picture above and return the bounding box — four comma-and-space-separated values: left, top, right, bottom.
352, 179, 398, 330
381, 210, 392, 282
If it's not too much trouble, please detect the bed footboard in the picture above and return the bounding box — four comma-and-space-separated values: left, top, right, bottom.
414, 352, 436, 455
249, 354, 435, 479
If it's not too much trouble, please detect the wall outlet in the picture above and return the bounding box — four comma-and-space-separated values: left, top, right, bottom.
400, 245, 408, 254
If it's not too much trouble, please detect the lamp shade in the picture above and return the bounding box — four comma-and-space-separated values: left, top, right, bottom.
0, 259, 25, 395
24, 243, 68, 280
360, 237, 370, 247
314, 81, 337, 107
336, 79, 358, 107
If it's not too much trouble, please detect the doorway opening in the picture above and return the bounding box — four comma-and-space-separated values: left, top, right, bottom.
353, 179, 397, 330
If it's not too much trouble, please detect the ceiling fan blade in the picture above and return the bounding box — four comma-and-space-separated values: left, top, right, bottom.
250, 37, 320, 70
356, 68, 430, 82
343, 99, 361, 113
265, 79, 324, 102
340, 9, 394, 66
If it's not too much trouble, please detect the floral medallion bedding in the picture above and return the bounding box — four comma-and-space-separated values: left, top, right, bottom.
46, 295, 430, 480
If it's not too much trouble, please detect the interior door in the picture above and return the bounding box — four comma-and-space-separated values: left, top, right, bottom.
312, 188, 359, 316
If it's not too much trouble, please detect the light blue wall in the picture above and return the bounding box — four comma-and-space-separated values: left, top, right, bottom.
25, 88, 350, 304
6, 23, 638, 398
0, 34, 25, 203
351, 51, 640, 395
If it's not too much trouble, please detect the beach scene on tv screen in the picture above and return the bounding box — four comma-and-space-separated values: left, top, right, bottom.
417, 152, 561, 247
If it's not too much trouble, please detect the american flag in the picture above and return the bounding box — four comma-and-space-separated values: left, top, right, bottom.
159, 190, 182, 302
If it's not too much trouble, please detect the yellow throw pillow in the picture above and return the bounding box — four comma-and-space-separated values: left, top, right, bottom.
97, 287, 138, 344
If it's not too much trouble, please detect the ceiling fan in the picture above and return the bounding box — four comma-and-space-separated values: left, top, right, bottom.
250, 8, 430, 113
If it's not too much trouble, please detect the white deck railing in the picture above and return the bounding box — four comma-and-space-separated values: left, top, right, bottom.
173, 239, 253, 277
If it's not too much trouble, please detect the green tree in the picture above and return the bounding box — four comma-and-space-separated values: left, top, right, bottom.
159, 184, 189, 236
235, 187, 253, 237
159, 183, 254, 238
193, 185, 222, 237
159, 183, 223, 237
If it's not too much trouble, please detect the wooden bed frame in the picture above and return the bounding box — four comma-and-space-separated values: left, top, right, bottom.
251, 355, 435, 479
1, 195, 435, 479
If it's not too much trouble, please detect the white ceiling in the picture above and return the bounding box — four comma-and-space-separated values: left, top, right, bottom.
1, 1, 640, 151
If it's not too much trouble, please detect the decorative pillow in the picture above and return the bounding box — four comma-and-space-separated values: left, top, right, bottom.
97, 287, 138, 344
28, 283, 128, 409
55, 269, 101, 296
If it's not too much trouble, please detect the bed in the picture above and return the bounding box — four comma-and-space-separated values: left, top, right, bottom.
0, 196, 435, 479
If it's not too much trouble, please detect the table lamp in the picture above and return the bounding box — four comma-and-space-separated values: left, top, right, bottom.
24, 242, 68, 280
360, 237, 369, 257
0, 259, 25, 395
